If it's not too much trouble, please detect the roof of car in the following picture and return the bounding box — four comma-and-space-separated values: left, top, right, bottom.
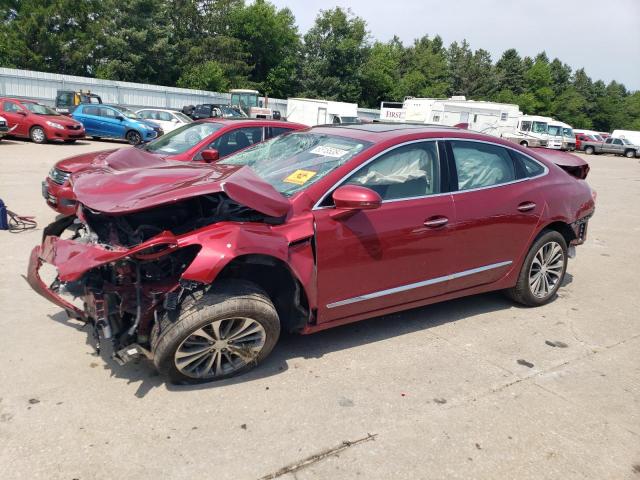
197, 118, 305, 127
0, 97, 37, 103
309, 122, 466, 142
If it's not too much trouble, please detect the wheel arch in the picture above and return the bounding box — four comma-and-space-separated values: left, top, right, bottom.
212, 253, 311, 332
538, 220, 576, 245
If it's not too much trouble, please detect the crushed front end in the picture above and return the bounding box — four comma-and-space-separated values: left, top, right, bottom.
27, 192, 281, 364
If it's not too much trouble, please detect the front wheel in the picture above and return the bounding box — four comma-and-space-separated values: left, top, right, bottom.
625, 149, 636, 158
520, 141, 529, 148
125, 130, 142, 145
506, 230, 567, 307
30, 126, 47, 144
152, 282, 280, 384
584, 146, 594, 155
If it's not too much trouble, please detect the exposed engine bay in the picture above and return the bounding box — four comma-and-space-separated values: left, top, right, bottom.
36, 193, 284, 363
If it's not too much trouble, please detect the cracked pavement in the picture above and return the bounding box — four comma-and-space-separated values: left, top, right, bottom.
0, 139, 638, 479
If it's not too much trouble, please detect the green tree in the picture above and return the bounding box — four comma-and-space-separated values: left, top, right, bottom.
176, 60, 229, 92
396, 35, 449, 98
359, 37, 403, 107
230, 0, 301, 97
300, 7, 368, 102
494, 49, 525, 94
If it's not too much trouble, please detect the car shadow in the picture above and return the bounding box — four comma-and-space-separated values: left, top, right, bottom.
47, 290, 524, 397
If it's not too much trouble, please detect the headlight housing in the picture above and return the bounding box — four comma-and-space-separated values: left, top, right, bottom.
46, 121, 65, 130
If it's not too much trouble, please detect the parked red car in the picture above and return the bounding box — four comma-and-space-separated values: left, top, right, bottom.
42, 118, 305, 215
0, 97, 85, 143
28, 124, 595, 383
575, 132, 602, 151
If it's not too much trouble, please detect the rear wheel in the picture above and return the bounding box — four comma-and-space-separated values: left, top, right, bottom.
506, 230, 568, 307
125, 130, 142, 145
520, 140, 529, 148
152, 281, 280, 384
30, 126, 47, 144
584, 146, 594, 155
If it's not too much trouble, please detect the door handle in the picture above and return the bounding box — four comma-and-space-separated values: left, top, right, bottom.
518, 201, 536, 212
424, 216, 448, 228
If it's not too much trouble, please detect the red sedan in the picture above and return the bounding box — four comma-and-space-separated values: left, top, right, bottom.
0, 97, 85, 143
42, 118, 305, 215
28, 124, 595, 383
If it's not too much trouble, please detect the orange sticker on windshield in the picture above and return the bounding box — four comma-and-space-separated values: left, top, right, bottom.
284, 169, 317, 185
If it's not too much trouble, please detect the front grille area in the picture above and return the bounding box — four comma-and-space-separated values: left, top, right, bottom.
49, 168, 71, 185
66, 124, 82, 130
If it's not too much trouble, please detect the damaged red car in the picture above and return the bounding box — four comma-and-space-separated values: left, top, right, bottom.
28, 124, 595, 384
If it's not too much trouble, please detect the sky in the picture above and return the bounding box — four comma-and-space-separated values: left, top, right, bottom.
268, 0, 640, 91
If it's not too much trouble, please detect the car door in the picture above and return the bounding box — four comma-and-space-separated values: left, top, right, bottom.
601, 137, 615, 154
77, 105, 101, 135
313, 140, 455, 324
445, 140, 546, 291
1, 100, 28, 136
99, 106, 126, 138
610, 138, 625, 154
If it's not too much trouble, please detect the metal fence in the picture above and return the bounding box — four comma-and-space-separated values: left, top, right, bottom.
0, 67, 380, 120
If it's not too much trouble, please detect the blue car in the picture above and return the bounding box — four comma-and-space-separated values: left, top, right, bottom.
72, 104, 163, 144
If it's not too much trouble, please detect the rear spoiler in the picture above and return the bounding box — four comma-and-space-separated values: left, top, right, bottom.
532, 148, 590, 179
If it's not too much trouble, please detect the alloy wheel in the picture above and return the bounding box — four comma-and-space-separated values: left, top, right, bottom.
174, 317, 266, 379
31, 127, 45, 143
528, 241, 564, 299
127, 131, 142, 145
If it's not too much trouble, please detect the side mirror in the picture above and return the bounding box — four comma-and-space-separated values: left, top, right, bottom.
331, 185, 381, 217
116, 115, 124, 121
201, 149, 220, 163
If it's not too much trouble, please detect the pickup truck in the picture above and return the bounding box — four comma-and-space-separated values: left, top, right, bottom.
581, 137, 640, 158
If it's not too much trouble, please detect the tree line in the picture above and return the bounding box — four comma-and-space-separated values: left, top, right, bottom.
1, 0, 638, 131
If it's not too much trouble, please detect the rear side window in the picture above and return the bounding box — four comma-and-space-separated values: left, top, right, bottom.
450, 141, 516, 191
266, 126, 294, 139
511, 150, 545, 178
83, 106, 99, 116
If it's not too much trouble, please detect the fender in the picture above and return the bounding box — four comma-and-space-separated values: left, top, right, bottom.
179, 216, 317, 309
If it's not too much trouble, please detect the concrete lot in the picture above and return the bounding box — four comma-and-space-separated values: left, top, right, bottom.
0, 138, 638, 480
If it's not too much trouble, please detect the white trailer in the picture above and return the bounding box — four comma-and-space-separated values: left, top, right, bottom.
286, 98, 359, 126
612, 129, 640, 145
379, 101, 405, 122
402, 96, 551, 147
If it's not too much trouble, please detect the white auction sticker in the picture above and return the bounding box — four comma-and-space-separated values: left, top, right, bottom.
309, 145, 349, 158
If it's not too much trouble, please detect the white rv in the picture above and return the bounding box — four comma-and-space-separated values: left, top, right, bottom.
545, 119, 565, 150
557, 121, 576, 151
286, 98, 359, 126
379, 101, 405, 122
402, 96, 552, 147
612, 129, 640, 145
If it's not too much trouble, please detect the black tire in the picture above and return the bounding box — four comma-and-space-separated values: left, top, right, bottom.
151, 281, 280, 384
506, 230, 568, 307
625, 149, 636, 158
91, 136, 101, 140
520, 141, 529, 148
584, 146, 594, 155
125, 130, 142, 145
30, 126, 47, 144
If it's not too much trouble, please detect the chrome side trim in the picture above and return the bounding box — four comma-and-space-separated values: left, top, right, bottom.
312, 137, 548, 210
326, 260, 513, 309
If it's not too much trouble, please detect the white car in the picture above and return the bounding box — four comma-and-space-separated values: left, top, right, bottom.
0, 115, 12, 140
135, 108, 192, 133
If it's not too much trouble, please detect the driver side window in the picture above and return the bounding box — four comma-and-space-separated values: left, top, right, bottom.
342, 141, 441, 201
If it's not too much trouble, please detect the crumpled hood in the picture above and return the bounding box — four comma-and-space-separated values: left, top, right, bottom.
71, 148, 291, 217
56, 149, 120, 172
